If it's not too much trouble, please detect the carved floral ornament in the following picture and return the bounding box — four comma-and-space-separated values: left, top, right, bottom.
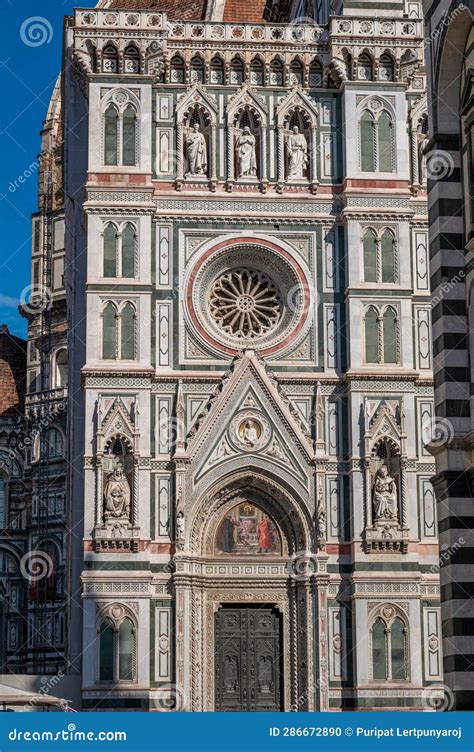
184, 237, 312, 358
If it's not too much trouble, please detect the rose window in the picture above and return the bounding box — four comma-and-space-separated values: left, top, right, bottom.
185, 239, 313, 356
209, 269, 281, 339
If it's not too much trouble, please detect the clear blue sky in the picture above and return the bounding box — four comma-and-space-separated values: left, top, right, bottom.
0, 0, 96, 338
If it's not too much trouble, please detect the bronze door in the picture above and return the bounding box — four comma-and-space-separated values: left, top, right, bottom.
214, 605, 283, 712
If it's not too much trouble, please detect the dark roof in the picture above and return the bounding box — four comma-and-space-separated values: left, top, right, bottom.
107, 0, 269, 22
0, 325, 27, 418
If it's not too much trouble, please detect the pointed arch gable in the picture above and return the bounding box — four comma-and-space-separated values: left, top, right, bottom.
176, 82, 218, 124
226, 83, 268, 125
276, 87, 319, 127
189, 470, 314, 556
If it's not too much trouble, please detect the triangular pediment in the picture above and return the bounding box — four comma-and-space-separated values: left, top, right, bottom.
176, 83, 218, 117
367, 401, 400, 445
186, 352, 313, 486
101, 397, 135, 441
276, 87, 319, 124
226, 83, 268, 119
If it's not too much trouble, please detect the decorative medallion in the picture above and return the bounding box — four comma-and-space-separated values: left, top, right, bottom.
229, 410, 271, 452
209, 269, 281, 340
184, 237, 312, 357
382, 605, 395, 620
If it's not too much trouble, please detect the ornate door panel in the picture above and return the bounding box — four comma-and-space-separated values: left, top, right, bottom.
215, 606, 282, 712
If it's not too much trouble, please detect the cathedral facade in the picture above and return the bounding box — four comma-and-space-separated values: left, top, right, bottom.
2, 0, 445, 711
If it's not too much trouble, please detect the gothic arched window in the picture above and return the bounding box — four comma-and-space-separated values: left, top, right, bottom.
120, 303, 136, 360
379, 53, 395, 82
269, 58, 284, 86
363, 228, 397, 284
391, 618, 407, 680
250, 58, 264, 86
121, 224, 136, 279
122, 105, 137, 166
103, 223, 118, 277
364, 306, 379, 363
99, 614, 136, 682
358, 52, 374, 81
102, 302, 118, 360
289, 59, 304, 86
383, 307, 398, 364
124, 45, 140, 74
210, 56, 224, 84
371, 614, 408, 681
360, 107, 394, 173
381, 229, 396, 283
378, 110, 394, 172
309, 58, 323, 87
364, 305, 399, 365
99, 619, 115, 681
103, 223, 136, 278
104, 105, 119, 166
190, 55, 204, 84
102, 44, 118, 73
372, 618, 386, 681
363, 229, 377, 283
118, 618, 134, 680
360, 111, 375, 172
230, 57, 244, 85
48, 428, 64, 459
170, 54, 185, 84
54, 348, 68, 388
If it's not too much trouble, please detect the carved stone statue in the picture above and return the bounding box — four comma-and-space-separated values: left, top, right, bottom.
236, 126, 257, 178
287, 125, 308, 179
242, 420, 258, 447
176, 510, 185, 541
104, 463, 131, 522
373, 464, 398, 521
186, 123, 207, 176
419, 135, 429, 183
316, 495, 326, 540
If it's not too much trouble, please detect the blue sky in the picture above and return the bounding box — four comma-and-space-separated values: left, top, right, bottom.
0, 0, 96, 338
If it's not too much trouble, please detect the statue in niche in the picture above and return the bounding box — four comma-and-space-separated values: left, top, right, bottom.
316, 493, 326, 542
186, 122, 207, 176
373, 464, 398, 521
176, 510, 185, 541
236, 126, 257, 178
104, 462, 131, 522
287, 125, 308, 179
419, 134, 429, 183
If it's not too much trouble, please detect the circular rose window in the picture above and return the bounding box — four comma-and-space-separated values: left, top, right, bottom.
184, 238, 312, 357
209, 269, 282, 340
